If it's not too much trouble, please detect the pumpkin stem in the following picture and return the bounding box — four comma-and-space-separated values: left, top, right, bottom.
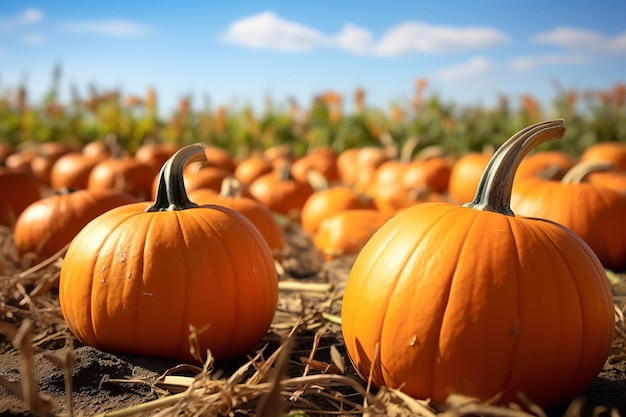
560, 161, 613, 184
146, 144, 206, 212
218, 176, 243, 198
464, 119, 566, 216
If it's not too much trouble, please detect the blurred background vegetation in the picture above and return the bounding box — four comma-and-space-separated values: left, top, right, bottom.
1, 66, 625, 159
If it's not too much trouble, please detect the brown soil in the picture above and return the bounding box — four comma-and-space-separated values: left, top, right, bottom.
1, 220, 625, 417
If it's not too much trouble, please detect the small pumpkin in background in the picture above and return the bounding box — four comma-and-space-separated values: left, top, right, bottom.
60, 144, 278, 362
514, 149, 576, 183
313, 209, 390, 260
248, 161, 314, 219
290, 147, 340, 185
580, 141, 626, 171
341, 119, 614, 409
134, 141, 180, 175
234, 154, 273, 186
586, 168, 626, 193
511, 160, 626, 270
188, 176, 286, 258
0, 166, 42, 227
50, 152, 104, 190
13, 188, 137, 264
87, 154, 155, 200
300, 170, 373, 235
447, 150, 492, 204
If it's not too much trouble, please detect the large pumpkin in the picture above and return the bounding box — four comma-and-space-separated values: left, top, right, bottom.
60, 144, 278, 362
341, 119, 614, 409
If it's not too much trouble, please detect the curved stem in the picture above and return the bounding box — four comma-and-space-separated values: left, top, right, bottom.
463, 119, 566, 216
146, 144, 206, 212
218, 176, 244, 198
560, 161, 613, 184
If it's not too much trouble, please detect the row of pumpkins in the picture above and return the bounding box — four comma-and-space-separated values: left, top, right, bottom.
0, 119, 622, 410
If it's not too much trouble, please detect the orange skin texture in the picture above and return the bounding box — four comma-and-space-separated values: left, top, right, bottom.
60, 202, 278, 362
313, 209, 390, 259
0, 168, 42, 227
13, 189, 137, 261
511, 178, 626, 270
341, 202, 614, 408
188, 188, 286, 256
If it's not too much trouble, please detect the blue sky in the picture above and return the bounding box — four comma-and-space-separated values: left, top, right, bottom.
1, 1, 625, 116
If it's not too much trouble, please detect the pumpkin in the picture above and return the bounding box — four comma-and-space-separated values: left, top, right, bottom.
50, 152, 103, 190
447, 151, 491, 204
300, 170, 373, 235
59, 144, 278, 362
290, 147, 340, 184
87, 155, 155, 200
13, 188, 137, 263
248, 161, 314, 218
580, 141, 626, 171
0, 167, 42, 227
187, 176, 286, 258
313, 209, 390, 260
514, 150, 575, 183
341, 119, 614, 409
234, 154, 273, 186
511, 160, 626, 270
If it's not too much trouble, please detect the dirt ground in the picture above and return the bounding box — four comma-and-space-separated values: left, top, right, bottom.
1, 220, 625, 417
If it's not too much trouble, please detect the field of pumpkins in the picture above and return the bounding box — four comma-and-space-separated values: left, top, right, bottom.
1, 80, 626, 416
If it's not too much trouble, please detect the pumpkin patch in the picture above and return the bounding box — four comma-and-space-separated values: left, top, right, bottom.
2, 81, 626, 417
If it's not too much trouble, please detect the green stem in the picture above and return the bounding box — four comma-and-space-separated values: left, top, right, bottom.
146, 143, 206, 212
464, 119, 566, 216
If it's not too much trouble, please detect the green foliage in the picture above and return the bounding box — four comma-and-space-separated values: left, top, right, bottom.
1, 70, 625, 158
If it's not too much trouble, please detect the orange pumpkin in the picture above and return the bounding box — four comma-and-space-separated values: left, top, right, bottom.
187, 177, 286, 258
0, 167, 42, 227
447, 151, 491, 204
13, 188, 137, 263
341, 119, 614, 408
248, 161, 314, 218
313, 209, 390, 260
60, 144, 278, 362
300, 173, 373, 235
580, 141, 626, 171
50, 152, 103, 190
87, 156, 155, 200
234, 154, 273, 186
511, 161, 626, 270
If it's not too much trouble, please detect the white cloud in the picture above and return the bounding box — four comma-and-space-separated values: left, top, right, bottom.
0, 7, 44, 31
220, 11, 328, 52
372, 22, 509, 56
59, 19, 154, 38
509, 53, 590, 71
433, 56, 495, 81
334, 23, 375, 54
220, 11, 510, 56
533, 27, 626, 54
22, 32, 45, 45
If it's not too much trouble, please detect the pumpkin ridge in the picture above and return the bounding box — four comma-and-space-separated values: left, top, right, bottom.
190, 207, 239, 358
432, 208, 495, 398
379, 203, 467, 391
169, 211, 192, 359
